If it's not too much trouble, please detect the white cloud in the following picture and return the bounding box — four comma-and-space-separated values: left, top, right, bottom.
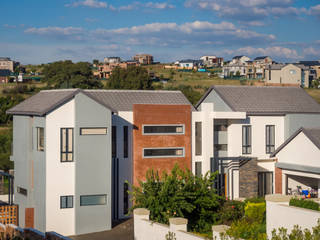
145, 2, 175, 9
109, 2, 175, 11
303, 47, 320, 58
25, 27, 85, 40
309, 4, 320, 17
65, 0, 107, 8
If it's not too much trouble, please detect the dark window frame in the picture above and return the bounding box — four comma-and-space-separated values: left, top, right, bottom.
60, 195, 74, 209
60, 128, 74, 162
37, 127, 44, 151
80, 127, 107, 135
266, 125, 275, 154
123, 126, 128, 158
112, 126, 117, 158
142, 124, 185, 135
242, 125, 252, 154
123, 182, 129, 215
195, 122, 202, 156
80, 194, 107, 206
258, 172, 273, 197
143, 147, 185, 158
195, 162, 202, 177
17, 187, 27, 196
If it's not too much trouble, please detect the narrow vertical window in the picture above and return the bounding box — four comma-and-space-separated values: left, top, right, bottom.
195, 122, 202, 156
61, 128, 73, 162
266, 125, 275, 154
195, 162, 202, 177
112, 126, 117, 158
37, 127, 44, 151
123, 126, 128, 158
242, 125, 251, 154
123, 182, 129, 215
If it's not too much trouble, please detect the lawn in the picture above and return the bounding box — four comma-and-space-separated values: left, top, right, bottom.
305, 89, 320, 104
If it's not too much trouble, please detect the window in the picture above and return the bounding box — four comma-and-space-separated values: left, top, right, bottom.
123, 183, 129, 215
61, 128, 73, 162
143, 148, 184, 158
80, 128, 107, 135
123, 126, 128, 158
195, 162, 202, 177
242, 125, 251, 154
17, 187, 27, 196
143, 125, 184, 135
80, 195, 107, 206
214, 125, 228, 131
112, 126, 117, 158
266, 125, 275, 154
37, 127, 44, 151
60, 196, 73, 209
214, 144, 228, 151
258, 172, 273, 197
195, 122, 202, 156
289, 69, 296, 75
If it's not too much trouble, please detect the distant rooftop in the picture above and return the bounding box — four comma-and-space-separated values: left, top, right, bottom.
0, 57, 11, 61
299, 61, 320, 66
254, 56, 270, 60
196, 85, 320, 115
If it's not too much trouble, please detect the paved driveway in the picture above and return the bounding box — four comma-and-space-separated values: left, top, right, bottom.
70, 218, 133, 240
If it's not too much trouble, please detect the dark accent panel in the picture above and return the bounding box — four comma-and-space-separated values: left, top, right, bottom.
239, 159, 259, 198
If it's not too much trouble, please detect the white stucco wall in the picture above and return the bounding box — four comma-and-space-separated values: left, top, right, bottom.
45, 99, 75, 236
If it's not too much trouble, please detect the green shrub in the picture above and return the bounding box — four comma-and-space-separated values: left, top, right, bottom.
289, 198, 320, 211
244, 197, 265, 204
226, 219, 267, 240
218, 200, 245, 225
245, 202, 266, 223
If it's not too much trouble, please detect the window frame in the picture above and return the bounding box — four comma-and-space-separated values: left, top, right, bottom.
266, 125, 275, 154
60, 195, 74, 209
80, 128, 107, 135
242, 125, 252, 155
143, 147, 185, 158
60, 128, 74, 162
142, 124, 185, 135
123, 126, 128, 158
17, 187, 27, 196
123, 182, 129, 215
195, 162, 202, 177
80, 194, 107, 206
195, 122, 202, 156
37, 127, 44, 152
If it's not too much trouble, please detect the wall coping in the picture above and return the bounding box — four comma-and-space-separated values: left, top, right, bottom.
169, 218, 188, 225
134, 208, 150, 215
212, 225, 230, 233
265, 194, 292, 202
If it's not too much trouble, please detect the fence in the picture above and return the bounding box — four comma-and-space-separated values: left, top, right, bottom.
0, 205, 18, 225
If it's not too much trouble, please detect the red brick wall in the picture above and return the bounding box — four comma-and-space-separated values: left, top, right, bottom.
133, 104, 191, 186
275, 167, 282, 194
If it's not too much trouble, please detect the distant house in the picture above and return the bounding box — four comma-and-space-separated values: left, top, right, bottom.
200, 56, 224, 67
223, 56, 250, 78
176, 59, 203, 69
0, 57, 19, 72
231, 56, 250, 64
104, 57, 121, 64
94, 61, 140, 79
265, 63, 310, 87
133, 54, 153, 65
0, 69, 10, 83
299, 61, 320, 80
254, 56, 272, 65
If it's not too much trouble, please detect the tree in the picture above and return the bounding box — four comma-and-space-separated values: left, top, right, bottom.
106, 66, 153, 90
130, 165, 224, 234
42, 60, 103, 89
93, 59, 99, 65
165, 85, 202, 105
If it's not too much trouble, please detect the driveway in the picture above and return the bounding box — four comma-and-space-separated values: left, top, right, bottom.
70, 218, 133, 240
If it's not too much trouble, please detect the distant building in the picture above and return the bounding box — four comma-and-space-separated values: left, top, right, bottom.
223, 56, 250, 77
94, 61, 140, 79
0, 57, 19, 72
133, 54, 153, 65
265, 63, 310, 87
299, 61, 320, 80
175, 59, 203, 69
104, 57, 121, 64
200, 56, 224, 67
231, 56, 250, 64
0, 69, 10, 83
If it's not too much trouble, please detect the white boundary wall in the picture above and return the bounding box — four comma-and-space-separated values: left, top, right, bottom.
266, 195, 320, 238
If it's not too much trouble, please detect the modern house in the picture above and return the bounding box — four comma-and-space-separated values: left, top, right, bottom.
265, 64, 310, 87
104, 57, 121, 64
0, 57, 19, 72
7, 89, 193, 236
94, 61, 140, 79
175, 59, 203, 69
133, 54, 154, 65
193, 85, 320, 199
271, 128, 320, 197
223, 56, 250, 78
200, 56, 224, 67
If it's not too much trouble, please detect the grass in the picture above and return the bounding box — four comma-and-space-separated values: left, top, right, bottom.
305, 89, 320, 104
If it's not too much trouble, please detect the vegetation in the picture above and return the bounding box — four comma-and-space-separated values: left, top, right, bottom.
0, 96, 25, 125
106, 66, 153, 90
42, 60, 103, 89
289, 198, 320, 211
129, 165, 225, 235
0, 128, 13, 171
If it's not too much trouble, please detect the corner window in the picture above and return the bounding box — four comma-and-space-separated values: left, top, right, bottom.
266, 125, 275, 154
143, 148, 185, 158
143, 125, 184, 135
37, 127, 44, 151
61, 128, 73, 162
60, 196, 73, 209
80, 194, 107, 206
242, 125, 251, 154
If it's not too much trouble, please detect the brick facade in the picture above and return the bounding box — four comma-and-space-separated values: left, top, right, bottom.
133, 104, 191, 186
275, 167, 282, 194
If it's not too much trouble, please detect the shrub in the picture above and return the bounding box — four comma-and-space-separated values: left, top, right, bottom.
289, 198, 320, 211
245, 202, 266, 223
218, 200, 245, 225
226, 219, 267, 240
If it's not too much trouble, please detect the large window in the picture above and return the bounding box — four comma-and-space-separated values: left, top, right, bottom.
60, 196, 73, 209
61, 128, 73, 162
143, 148, 184, 158
242, 125, 251, 154
112, 126, 117, 158
80, 194, 107, 206
266, 125, 275, 154
80, 128, 107, 135
195, 162, 202, 177
123, 183, 129, 215
143, 125, 184, 135
195, 122, 202, 156
37, 127, 44, 151
123, 126, 128, 158
258, 172, 273, 197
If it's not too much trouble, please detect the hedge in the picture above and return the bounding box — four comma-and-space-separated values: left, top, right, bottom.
289, 198, 320, 211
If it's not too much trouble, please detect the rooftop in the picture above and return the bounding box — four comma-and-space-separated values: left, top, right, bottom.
7, 89, 194, 116
196, 85, 320, 115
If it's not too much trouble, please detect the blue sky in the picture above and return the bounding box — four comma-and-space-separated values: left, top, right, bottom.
1, 0, 320, 64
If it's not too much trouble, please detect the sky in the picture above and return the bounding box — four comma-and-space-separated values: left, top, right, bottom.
1, 0, 320, 64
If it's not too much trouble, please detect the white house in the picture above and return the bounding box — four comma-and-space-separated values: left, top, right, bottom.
192, 85, 320, 199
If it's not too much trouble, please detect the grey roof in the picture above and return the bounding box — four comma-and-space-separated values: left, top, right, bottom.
299, 61, 320, 67
196, 85, 320, 114
271, 128, 320, 157
268, 64, 285, 70
254, 56, 269, 60
275, 162, 320, 174
7, 89, 194, 116
233, 56, 244, 59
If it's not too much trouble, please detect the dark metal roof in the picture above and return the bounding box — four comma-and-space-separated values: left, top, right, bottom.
7, 89, 194, 116
299, 61, 320, 67
254, 56, 269, 60
233, 56, 245, 59
196, 85, 320, 114
275, 162, 320, 174
271, 128, 320, 157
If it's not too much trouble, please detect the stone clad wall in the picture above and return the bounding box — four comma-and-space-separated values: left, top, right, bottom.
239, 159, 259, 198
